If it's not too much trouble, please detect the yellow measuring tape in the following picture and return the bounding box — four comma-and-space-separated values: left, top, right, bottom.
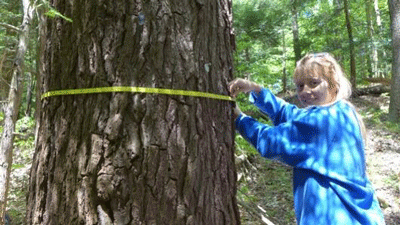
41, 86, 234, 101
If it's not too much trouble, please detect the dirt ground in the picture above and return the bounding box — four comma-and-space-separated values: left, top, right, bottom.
352, 95, 400, 225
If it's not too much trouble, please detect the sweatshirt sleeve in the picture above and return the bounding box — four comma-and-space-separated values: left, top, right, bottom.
249, 88, 300, 125
235, 113, 316, 167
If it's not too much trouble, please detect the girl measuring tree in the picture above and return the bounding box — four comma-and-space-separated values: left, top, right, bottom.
229, 53, 385, 224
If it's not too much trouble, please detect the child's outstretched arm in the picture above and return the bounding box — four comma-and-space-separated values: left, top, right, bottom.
235, 114, 315, 167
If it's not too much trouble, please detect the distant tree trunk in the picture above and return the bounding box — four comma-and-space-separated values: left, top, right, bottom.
372, 3, 380, 78
374, 0, 383, 29
291, 0, 301, 62
374, 0, 388, 78
389, 0, 400, 123
365, 0, 378, 78
0, 0, 33, 222
26, 0, 240, 224
25, 72, 34, 117
344, 0, 356, 89
282, 29, 287, 94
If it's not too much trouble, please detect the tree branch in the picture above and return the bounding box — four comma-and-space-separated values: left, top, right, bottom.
0, 23, 21, 33
13, 132, 34, 140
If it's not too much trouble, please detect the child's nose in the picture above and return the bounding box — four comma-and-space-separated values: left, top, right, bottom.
303, 84, 312, 93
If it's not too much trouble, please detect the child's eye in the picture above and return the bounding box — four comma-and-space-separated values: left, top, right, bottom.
310, 80, 320, 87
297, 84, 304, 90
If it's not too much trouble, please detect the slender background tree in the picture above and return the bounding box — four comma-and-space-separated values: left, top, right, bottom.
344, 0, 357, 89
0, 0, 33, 222
389, 0, 400, 122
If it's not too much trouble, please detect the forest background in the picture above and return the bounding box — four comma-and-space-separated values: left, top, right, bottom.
0, 0, 399, 224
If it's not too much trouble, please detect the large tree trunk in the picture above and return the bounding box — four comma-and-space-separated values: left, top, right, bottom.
389, 0, 400, 123
26, 0, 240, 224
0, 0, 33, 221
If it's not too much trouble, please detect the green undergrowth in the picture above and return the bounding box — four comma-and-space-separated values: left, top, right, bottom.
235, 134, 296, 225
359, 102, 400, 135
2, 115, 36, 224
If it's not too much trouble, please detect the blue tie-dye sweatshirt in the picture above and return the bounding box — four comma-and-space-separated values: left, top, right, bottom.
235, 88, 385, 225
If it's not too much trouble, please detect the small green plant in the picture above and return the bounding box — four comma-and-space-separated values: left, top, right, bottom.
0, 111, 4, 134
44, 8, 73, 22
36, 0, 73, 22
16, 116, 35, 132
235, 135, 258, 157
7, 188, 27, 225
11, 164, 25, 169
359, 104, 400, 134
384, 121, 400, 134
238, 183, 260, 203
384, 172, 400, 192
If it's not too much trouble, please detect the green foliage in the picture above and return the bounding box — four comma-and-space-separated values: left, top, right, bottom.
233, 0, 293, 87
0, 0, 38, 115
360, 101, 400, 134
37, 0, 73, 22
298, 0, 392, 78
44, 8, 72, 22
236, 152, 295, 224
14, 116, 35, 149
384, 173, 400, 195
8, 116, 35, 224
238, 184, 259, 203
233, 0, 392, 93
11, 164, 25, 169
7, 196, 26, 225
383, 121, 400, 134
16, 115, 35, 131
0, 0, 22, 99
235, 135, 258, 157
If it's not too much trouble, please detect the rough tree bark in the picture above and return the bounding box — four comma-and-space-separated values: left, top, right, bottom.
26, 0, 240, 224
389, 0, 400, 123
0, 0, 33, 221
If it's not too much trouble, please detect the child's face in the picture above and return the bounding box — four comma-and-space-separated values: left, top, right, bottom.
294, 73, 336, 106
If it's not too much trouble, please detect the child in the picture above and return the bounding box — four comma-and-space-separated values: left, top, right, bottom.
229, 53, 385, 225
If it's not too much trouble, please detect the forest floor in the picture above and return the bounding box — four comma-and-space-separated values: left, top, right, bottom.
354, 94, 400, 225
237, 93, 400, 225
4, 93, 400, 224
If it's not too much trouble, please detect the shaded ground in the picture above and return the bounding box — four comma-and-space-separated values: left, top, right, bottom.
353, 94, 400, 225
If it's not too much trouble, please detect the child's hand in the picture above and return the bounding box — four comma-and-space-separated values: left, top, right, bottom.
228, 79, 261, 98
233, 104, 242, 120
